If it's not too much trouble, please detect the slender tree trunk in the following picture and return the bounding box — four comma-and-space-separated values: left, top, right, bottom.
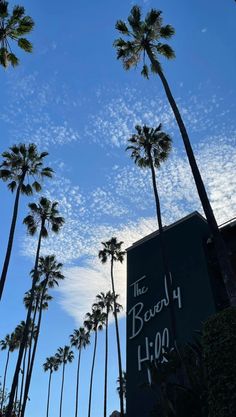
74, 348, 82, 417
14, 379, 19, 413
0, 178, 24, 300
46, 371, 52, 417
104, 312, 109, 417
88, 331, 98, 417
6, 224, 44, 417
21, 285, 46, 417
110, 258, 124, 417
26, 305, 38, 381
148, 149, 177, 343
146, 48, 236, 305
18, 347, 27, 416
1, 349, 10, 411
59, 362, 66, 417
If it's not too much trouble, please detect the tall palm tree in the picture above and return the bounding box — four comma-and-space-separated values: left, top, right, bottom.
43, 356, 59, 417
21, 256, 64, 417
0, 1, 34, 68
84, 307, 106, 417
94, 291, 122, 417
0, 143, 53, 301
98, 238, 125, 417
55, 346, 74, 417
114, 5, 236, 305
20, 287, 53, 417
70, 328, 90, 417
6, 197, 64, 417
13, 320, 35, 416
126, 124, 177, 341
116, 371, 126, 410
0, 333, 16, 411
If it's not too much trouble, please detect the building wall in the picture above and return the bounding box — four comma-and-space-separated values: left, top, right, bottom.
126, 213, 217, 417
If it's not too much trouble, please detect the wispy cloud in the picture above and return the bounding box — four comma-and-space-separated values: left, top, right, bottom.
1, 73, 80, 148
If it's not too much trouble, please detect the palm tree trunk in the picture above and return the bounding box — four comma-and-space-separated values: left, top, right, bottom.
74, 348, 82, 417
148, 150, 177, 343
6, 224, 44, 417
88, 330, 98, 417
1, 349, 10, 411
46, 370, 52, 417
146, 48, 236, 305
13, 379, 19, 413
21, 283, 47, 417
18, 346, 27, 416
26, 304, 38, 381
110, 258, 124, 417
59, 362, 66, 417
0, 179, 24, 300
104, 312, 109, 417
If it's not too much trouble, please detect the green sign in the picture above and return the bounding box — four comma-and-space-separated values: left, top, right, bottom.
126, 212, 217, 417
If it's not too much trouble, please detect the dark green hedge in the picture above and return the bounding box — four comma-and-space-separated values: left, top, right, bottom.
202, 307, 236, 417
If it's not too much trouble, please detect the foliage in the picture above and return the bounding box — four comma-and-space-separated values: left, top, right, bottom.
147, 342, 208, 417
126, 124, 172, 169
0, 143, 53, 194
0, 1, 34, 67
98, 237, 125, 264
114, 5, 175, 78
202, 307, 236, 417
23, 197, 64, 237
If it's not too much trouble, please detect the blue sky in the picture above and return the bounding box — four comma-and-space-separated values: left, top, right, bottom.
0, 0, 236, 416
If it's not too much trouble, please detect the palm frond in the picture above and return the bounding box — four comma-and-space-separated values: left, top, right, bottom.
156, 43, 175, 59
159, 24, 175, 39
18, 38, 33, 52
8, 180, 17, 192
115, 20, 129, 35
141, 64, 149, 79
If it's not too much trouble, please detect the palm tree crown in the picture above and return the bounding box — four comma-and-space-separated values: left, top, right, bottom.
126, 124, 172, 169
84, 307, 106, 332
43, 356, 59, 373
0, 143, 53, 195
114, 5, 175, 78
0, 332, 16, 353
35, 255, 64, 289
70, 327, 90, 351
23, 286, 53, 311
98, 237, 126, 264
94, 291, 122, 316
23, 197, 65, 237
0, 1, 34, 68
55, 345, 74, 365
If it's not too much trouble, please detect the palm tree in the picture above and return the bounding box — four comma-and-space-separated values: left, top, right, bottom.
13, 320, 35, 416
6, 197, 64, 417
114, 5, 236, 305
0, 333, 16, 411
21, 256, 64, 417
43, 356, 60, 417
20, 287, 53, 417
0, 143, 53, 301
84, 307, 106, 417
116, 371, 126, 411
98, 238, 125, 417
70, 328, 90, 417
126, 124, 177, 341
55, 346, 74, 417
94, 291, 122, 417
0, 1, 34, 68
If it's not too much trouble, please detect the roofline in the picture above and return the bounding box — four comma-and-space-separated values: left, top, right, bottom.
126, 211, 207, 251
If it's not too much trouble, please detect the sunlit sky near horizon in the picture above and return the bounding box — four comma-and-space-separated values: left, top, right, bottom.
0, 0, 236, 416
